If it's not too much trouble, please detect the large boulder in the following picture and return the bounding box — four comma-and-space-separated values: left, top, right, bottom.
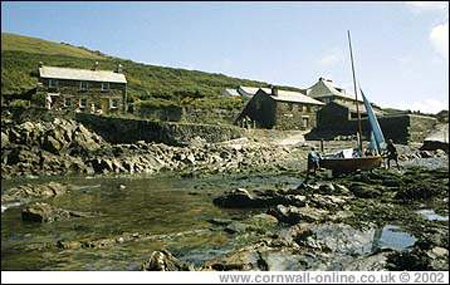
213, 188, 256, 208
21, 202, 93, 223
267, 205, 328, 225
141, 250, 193, 271
21, 202, 70, 223
350, 183, 382, 198
2, 182, 70, 203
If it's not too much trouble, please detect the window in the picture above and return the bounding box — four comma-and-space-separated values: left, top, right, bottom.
102, 82, 110, 91
80, 81, 88, 91
49, 79, 58, 88
302, 117, 309, 128
109, 98, 119, 109
79, 98, 87, 109
63, 98, 72, 108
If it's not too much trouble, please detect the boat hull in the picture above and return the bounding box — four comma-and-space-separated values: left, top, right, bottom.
320, 156, 383, 173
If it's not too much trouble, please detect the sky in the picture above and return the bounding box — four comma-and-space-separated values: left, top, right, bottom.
2, 1, 449, 113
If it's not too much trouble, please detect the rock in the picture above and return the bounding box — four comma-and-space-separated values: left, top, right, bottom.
213, 188, 256, 208
334, 184, 351, 195
343, 249, 393, 270
43, 136, 62, 154
350, 183, 382, 198
206, 218, 234, 226
21, 202, 72, 223
318, 183, 335, 194
224, 222, 250, 234
268, 205, 328, 225
2, 182, 70, 203
89, 158, 114, 174
419, 150, 433, 158
278, 223, 313, 244
7, 148, 40, 165
394, 182, 438, 201
22, 202, 93, 223
308, 194, 349, 210
142, 250, 193, 271
382, 179, 401, 187
1, 132, 9, 146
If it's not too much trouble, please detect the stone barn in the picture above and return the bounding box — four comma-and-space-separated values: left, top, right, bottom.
235, 87, 324, 130
309, 101, 437, 144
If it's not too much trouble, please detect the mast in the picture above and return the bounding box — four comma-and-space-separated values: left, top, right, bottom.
347, 30, 363, 153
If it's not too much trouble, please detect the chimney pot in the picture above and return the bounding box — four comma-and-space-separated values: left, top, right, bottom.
116, 64, 123, 73
92, 61, 99, 71
271, 86, 278, 96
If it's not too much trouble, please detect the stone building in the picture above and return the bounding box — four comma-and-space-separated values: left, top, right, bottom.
317, 101, 384, 127
306, 77, 381, 107
36, 62, 127, 113
235, 87, 324, 130
307, 102, 437, 144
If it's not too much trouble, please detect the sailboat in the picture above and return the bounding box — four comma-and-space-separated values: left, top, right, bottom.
319, 31, 384, 174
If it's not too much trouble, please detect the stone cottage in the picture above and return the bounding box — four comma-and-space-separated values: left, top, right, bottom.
36, 62, 127, 113
235, 87, 324, 130
306, 77, 375, 106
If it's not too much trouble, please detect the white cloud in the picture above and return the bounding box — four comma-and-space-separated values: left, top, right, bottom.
382, 98, 448, 114
429, 21, 449, 61
405, 2, 449, 13
319, 49, 343, 66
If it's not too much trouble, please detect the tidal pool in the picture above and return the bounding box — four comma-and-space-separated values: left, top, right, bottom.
1, 172, 300, 270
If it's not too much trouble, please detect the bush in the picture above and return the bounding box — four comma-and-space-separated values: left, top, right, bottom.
9, 99, 30, 108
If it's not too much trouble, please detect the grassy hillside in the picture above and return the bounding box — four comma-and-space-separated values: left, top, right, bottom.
1, 33, 302, 104
1, 33, 105, 59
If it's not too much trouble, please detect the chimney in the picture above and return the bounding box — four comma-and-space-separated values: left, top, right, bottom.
271, 85, 278, 96
91, 61, 99, 71
116, 63, 123, 73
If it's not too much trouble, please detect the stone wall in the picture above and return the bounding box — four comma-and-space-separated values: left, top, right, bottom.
274, 101, 319, 131
182, 107, 240, 124
307, 113, 437, 144
75, 113, 246, 146
137, 106, 183, 122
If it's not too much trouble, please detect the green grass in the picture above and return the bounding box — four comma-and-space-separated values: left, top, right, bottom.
1, 33, 105, 60
2, 33, 303, 105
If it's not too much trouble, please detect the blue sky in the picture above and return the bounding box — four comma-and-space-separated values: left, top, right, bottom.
2, 1, 448, 113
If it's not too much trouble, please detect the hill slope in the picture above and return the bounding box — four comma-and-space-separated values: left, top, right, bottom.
1, 33, 105, 59
1, 33, 302, 103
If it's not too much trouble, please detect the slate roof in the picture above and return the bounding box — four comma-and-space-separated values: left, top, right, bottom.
333, 101, 383, 115
259, 89, 325, 105
222, 88, 241, 97
39, 66, 127, 84
308, 78, 363, 102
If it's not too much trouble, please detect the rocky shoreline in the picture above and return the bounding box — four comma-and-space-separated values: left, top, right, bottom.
1, 118, 309, 179
1, 116, 449, 271
2, 117, 447, 180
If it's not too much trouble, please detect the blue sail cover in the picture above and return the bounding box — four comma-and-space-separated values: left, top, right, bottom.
361, 88, 386, 153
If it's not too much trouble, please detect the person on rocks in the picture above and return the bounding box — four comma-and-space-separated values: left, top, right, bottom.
384, 139, 401, 169
306, 146, 321, 180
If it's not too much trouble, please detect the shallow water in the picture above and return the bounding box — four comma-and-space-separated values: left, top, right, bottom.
372, 225, 417, 251
416, 209, 449, 222
1, 172, 301, 270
